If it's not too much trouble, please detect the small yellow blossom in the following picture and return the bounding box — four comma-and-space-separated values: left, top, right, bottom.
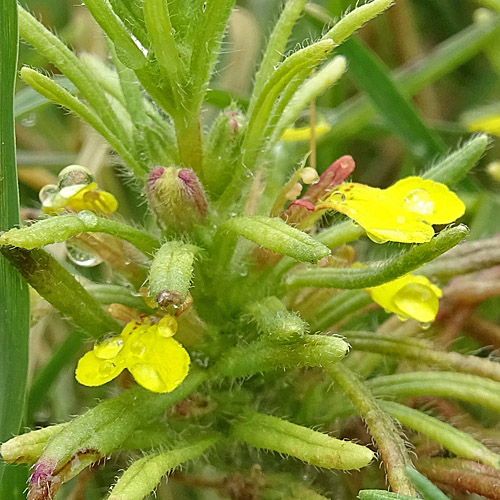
280, 122, 331, 142
39, 165, 118, 216
76, 316, 190, 393
366, 274, 443, 323
41, 182, 118, 215
316, 176, 465, 243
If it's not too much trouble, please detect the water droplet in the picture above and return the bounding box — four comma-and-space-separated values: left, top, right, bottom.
420, 322, 432, 330
95, 337, 124, 359
21, 112, 37, 128
367, 233, 388, 244
39, 184, 59, 203
329, 191, 346, 203
404, 189, 434, 216
157, 316, 177, 337
393, 283, 437, 322
129, 339, 146, 356
130, 363, 165, 392
202, 2, 207, 12
396, 215, 406, 224
57, 165, 93, 189
170, 27, 176, 35
65, 242, 103, 267
98, 361, 116, 376
301, 167, 319, 185
77, 210, 99, 227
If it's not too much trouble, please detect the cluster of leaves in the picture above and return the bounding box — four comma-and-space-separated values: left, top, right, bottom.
2, 1, 500, 499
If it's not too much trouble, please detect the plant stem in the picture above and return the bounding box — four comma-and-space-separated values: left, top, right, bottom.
327, 364, 416, 495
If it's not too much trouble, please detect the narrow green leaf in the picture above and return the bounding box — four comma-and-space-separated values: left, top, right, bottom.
216, 335, 349, 377
0, 0, 30, 492
359, 491, 421, 500
14, 76, 76, 119
82, 0, 148, 70
369, 372, 500, 414
233, 412, 374, 470
405, 467, 451, 500
224, 216, 330, 263
382, 402, 500, 470
423, 134, 490, 185
339, 37, 447, 163
327, 364, 416, 495
285, 225, 468, 289
0, 212, 160, 256
0, 247, 120, 339
148, 241, 199, 306
108, 437, 218, 500
27, 371, 207, 498
251, 0, 308, 103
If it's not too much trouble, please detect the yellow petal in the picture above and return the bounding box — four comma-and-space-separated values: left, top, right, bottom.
467, 115, 500, 137
317, 183, 434, 243
280, 122, 331, 142
127, 329, 190, 393
385, 177, 465, 225
366, 274, 442, 323
75, 349, 125, 386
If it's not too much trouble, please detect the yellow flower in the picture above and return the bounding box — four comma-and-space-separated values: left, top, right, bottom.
316, 176, 465, 243
39, 165, 118, 216
280, 122, 331, 141
76, 316, 190, 393
366, 274, 443, 323
41, 182, 118, 216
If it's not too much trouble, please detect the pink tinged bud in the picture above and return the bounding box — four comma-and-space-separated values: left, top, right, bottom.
29, 459, 59, 500
282, 156, 355, 224
302, 155, 355, 204
147, 166, 208, 231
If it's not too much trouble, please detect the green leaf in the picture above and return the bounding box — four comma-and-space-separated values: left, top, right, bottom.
405, 467, 451, 500
423, 134, 490, 185
14, 76, 76, 119
338, 37, 447, 164
382, 402, 500, 469
232, 412, 374, 470
148, 241, 200, 306
108, 438, 218, 500
285, 225, 468, 289
224, 216, 330, 263
1, 247, 120, 339
0, 0, 30, 493
0, 212, 160, 256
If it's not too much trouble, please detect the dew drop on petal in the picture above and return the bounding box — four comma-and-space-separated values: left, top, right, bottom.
39, 184, 59, 204
58, 165, 94, 189
393, 283, 437, 322
157, 316, 178, 337
98, 361, 116, 376
404, 189, 434, 215
94, 337, 124, 360
329, 191, 346, 203
129, 339, 146, 356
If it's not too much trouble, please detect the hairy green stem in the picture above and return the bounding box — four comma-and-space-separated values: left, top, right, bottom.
0, 247, 120, 338
327, 364, 416, 495
285, 225, 468, 290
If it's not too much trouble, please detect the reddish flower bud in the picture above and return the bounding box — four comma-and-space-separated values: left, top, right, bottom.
147, 166, 208, 231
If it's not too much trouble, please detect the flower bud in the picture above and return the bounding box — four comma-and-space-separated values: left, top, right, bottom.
147, 166, 208, 232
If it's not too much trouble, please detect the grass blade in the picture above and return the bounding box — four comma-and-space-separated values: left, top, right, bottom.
0, 0, 30, 494
339, 37, 447, 164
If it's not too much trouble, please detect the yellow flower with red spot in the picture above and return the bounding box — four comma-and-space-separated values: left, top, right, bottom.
316, 176, 465, 243
366, 274, 442, 323
76, 316, 190, 393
